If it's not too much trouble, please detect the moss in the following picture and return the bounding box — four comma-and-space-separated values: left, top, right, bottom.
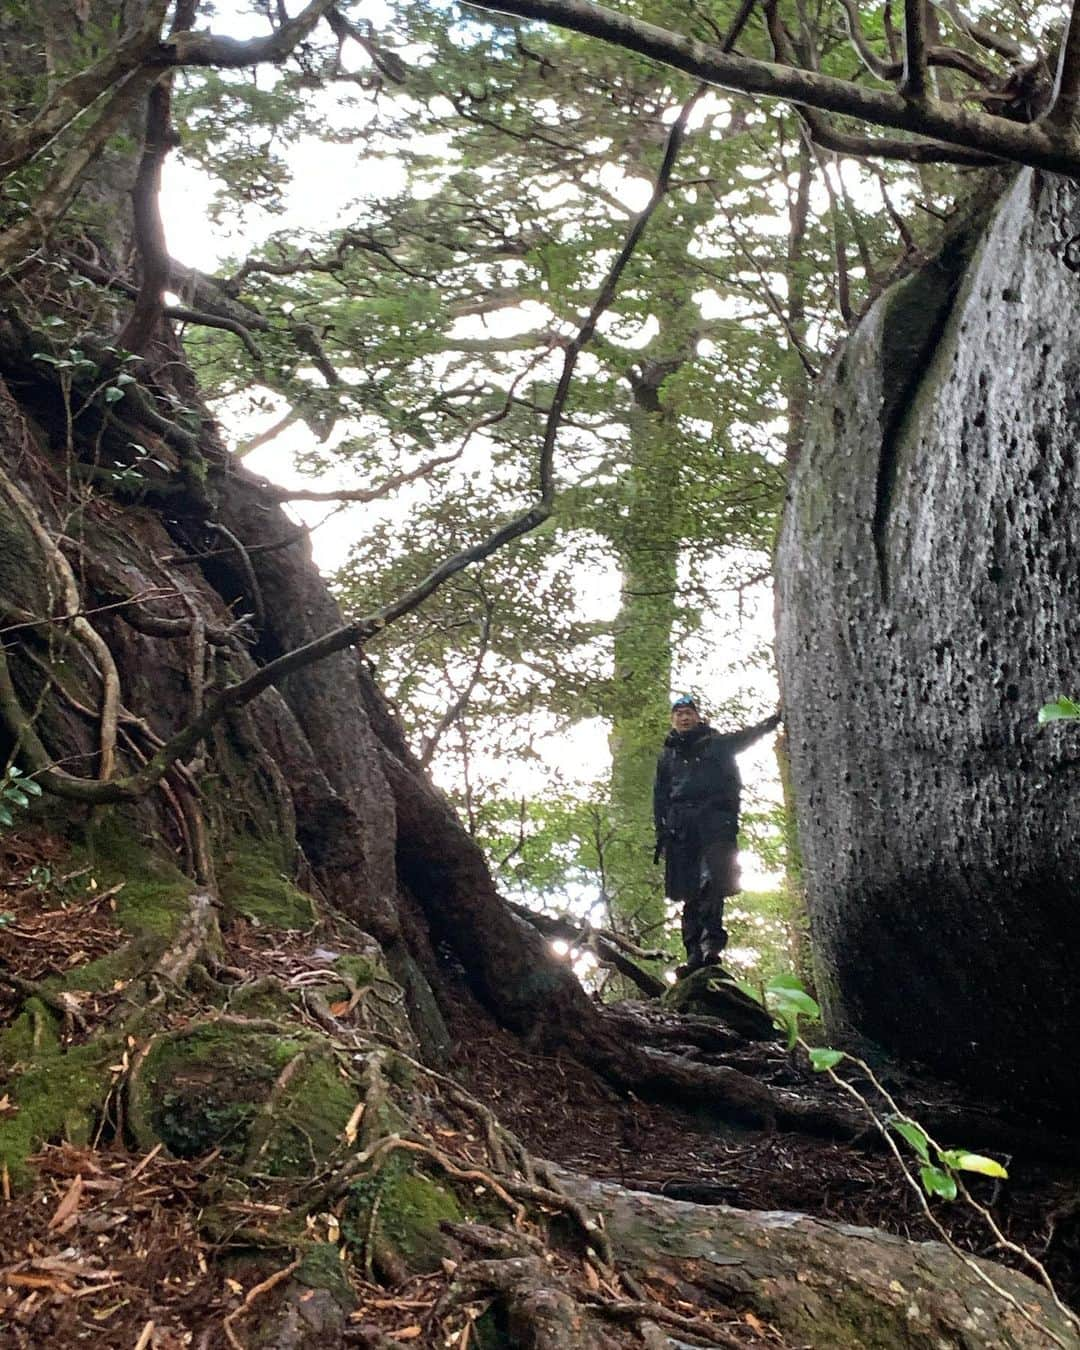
135, 1024, 285, 1159
226, 977, 298, 1020
132, 1024, 356, 1178
0, 1036, 119, 1187
219, 849, 315, 930
333, 954, 377, 986
0, 998, 60, 1063
73, 813, 193, 941
260, 1051, 357, 1176
345, 1157, 463, 1274
55, 932, 169, 993
295, 1241, 356, 1309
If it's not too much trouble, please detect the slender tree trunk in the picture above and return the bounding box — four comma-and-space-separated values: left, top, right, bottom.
606, 363, 680, 943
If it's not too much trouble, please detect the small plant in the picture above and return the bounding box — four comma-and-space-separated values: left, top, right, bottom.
759, 973, 1008, 1201
750, 973, 1077, 1343
0, 764, 42, 829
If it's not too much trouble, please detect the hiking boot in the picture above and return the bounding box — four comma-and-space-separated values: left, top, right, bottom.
675, 949, 706, 980
699, 931, 728, 967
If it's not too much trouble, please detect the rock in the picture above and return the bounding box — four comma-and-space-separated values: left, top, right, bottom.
776, 170, 1080, 1122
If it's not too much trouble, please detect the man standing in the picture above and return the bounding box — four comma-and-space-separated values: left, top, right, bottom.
654, 696, 781, 975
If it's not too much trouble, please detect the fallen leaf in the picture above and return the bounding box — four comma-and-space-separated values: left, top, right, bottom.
48, 1175, 83, 1231
133, 1319, 155, 1350
2, 1272, 75, 1293
583, 1260, 600, 1292
0, 1096, 17, 1117
390, 1328, 423, 1341
329, 999, 350, 1017
225, 1277, 244, 1295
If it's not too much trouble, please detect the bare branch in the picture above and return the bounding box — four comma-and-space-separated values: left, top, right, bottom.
464, 0, 1080, 177
161, 0, 337, 68
836, 0, 995, 86
796, 104, 994, 165
235, 409, 301, 459
902, 0, 930, 101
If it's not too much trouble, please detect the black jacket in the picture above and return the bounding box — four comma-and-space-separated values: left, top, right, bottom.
653, 714, 780, 836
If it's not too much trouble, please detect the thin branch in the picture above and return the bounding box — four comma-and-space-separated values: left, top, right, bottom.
419, 592, 494, 768
935, 0, 1023, 61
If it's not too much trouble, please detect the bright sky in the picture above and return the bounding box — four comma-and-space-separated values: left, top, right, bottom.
159, 4, 784, 892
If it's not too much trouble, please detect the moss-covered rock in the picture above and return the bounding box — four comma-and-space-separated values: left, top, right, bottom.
0, 1031, 120, 1186
219, 848, 316, 930
129, 1021, 357, 1176
345, 1155, 463, 1275
663, 967, 777, 1041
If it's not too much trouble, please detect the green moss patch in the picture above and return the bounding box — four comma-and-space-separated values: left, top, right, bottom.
0, 1033, 119, 1187
134, 1024, 284, 1158
296, 1241, 356, 1309
131, 1023, 356, 1177
219, 849, 315, 930
259, 1049, 357, 1177
345, 1156, 463, 1275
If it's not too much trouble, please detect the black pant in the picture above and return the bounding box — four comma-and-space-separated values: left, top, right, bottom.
664, 802, 739, 959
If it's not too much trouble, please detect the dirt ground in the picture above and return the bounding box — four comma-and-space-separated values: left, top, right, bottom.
3, 833, 1080, 1346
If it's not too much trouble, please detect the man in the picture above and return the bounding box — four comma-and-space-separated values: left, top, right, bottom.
654, 695, 781, 975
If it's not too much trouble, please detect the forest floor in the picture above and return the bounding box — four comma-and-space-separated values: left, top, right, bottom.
2, 833, 1080, 1347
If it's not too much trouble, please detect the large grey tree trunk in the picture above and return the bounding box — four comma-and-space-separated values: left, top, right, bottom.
776, 169, 1080, 1123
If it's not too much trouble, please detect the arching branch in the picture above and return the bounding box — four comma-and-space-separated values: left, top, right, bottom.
465, 0, 1080, 177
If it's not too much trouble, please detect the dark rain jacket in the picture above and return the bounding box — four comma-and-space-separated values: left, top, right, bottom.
653, 714, 781, 841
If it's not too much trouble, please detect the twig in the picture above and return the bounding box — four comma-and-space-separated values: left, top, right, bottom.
222, 1257, 302, 1350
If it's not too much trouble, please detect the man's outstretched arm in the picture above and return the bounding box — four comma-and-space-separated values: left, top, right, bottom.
722, 708, 782, 755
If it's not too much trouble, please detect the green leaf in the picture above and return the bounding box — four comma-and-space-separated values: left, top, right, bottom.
1038, 697, 1080, 724
765, 986, 820, 1020
939, 1150, 1008, 1179
104, 386, 126, 404
766, 972, 807, 992
0, 912, 14, 926
889, 1118, 931, 1163
808, 1048, 845, 1072
919, 1165, 957, 1201
21, 779, 42, 797
0, 806, 12, 826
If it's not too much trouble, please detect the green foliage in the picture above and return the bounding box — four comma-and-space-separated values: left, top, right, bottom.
1038, 697, 1080, 724
0, 765, 42, 829
754, 974, 1012, 1205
